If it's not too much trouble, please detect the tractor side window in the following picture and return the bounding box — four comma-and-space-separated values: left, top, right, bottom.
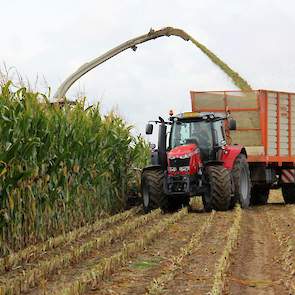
213, 121, 226, 147
172, 122, 190, 146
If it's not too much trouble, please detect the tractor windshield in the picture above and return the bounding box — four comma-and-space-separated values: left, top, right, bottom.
170, 120, 213, 151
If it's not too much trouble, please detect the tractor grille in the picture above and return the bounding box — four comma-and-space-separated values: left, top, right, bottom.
169, 157, 190, 167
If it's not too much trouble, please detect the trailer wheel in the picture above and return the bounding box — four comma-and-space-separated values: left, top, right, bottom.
282, 185, 295, 204
204, 166, 231, 211
232, 154, 251, 208
250, 186, 269, 205
141, 169, 168, 213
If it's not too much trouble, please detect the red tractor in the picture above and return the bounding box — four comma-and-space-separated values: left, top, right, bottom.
141, 112, 251, 212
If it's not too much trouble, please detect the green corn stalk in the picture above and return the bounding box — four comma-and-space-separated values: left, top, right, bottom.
0, 82, 149, 256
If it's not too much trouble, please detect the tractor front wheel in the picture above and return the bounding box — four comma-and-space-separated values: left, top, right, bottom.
203, 166, 231, 211
141, 169, 169, 213
232, 154, 251, 208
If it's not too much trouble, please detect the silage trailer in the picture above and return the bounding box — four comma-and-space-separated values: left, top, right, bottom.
142, 90, 295, 212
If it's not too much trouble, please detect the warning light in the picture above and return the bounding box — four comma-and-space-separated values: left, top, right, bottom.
169, 109, 174, 116
181, 112, 200, 118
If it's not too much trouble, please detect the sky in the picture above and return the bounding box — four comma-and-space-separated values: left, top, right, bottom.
1, 0, 295, 142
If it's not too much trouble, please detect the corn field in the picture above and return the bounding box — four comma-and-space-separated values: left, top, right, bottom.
0, 191, 294, 294
0, 82, 149, 255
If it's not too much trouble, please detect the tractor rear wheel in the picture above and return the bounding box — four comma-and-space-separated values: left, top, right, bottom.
203, 166, 231, 211
250, 186, 269, 205
141, 169, 169, 213
232, 154, 251, 208
282, 185, 295, 204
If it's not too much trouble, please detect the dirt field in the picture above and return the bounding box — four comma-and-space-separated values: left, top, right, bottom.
0, 191, 295, 295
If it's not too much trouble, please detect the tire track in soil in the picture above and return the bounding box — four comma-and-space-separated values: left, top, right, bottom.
27, 212, 171, 294
223, 205, 290, 295
155, 210, 235, 295
85, 211, 212, 295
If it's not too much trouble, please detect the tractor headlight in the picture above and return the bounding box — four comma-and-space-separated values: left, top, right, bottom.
168, 167, 177, 172
179, 166, 190, 172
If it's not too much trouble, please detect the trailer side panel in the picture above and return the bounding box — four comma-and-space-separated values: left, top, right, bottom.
190, 89, 295, 164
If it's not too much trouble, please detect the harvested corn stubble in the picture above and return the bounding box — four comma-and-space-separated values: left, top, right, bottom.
59, 208, 188, 295
266, 210, 295, 293
146, 211, 215, 295
210, 205, 242, 295
0, 206, 139, 273
0, 209, 160, 294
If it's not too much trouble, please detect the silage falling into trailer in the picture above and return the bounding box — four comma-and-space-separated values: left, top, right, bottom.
54, 26, 252, 100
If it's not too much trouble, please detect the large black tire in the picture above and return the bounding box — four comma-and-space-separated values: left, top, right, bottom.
250, 186, 269, 205
282, 185, 295, 204
141, 169, 169, 213
203, 166, 231, 211
231, 154, 251, 208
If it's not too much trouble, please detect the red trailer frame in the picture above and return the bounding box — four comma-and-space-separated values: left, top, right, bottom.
190, 89, 295, 166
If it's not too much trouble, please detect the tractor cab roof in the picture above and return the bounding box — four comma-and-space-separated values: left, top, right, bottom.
172, 111, 225, 122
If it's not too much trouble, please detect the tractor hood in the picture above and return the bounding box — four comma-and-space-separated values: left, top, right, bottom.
167, 143, 200, 176
168, 143, 197, 158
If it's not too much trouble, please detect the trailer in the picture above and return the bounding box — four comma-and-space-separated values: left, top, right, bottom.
190, 89, 295, 204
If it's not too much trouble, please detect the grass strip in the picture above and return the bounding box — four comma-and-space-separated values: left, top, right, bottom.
146, 211, 215, 294
58, 208, 188, 295
210, 205, 242, 295
0, 208, 159, 295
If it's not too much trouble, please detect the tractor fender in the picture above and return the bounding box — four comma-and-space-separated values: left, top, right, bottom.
204, 160, 224, 166
141, 165, 162, 188
221, 145, 247, 170
142, 165, 161, 174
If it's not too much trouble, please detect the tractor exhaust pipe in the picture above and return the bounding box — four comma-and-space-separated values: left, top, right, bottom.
158, 118, 167, 170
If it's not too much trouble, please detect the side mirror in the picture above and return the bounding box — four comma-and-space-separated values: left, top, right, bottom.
145, 123, 153, 135
229, 119, 237, 130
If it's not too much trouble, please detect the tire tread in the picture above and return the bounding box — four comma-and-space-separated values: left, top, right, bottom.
208, 166, 231, 211
141, 169, 168, 212
231, 154, 251, 208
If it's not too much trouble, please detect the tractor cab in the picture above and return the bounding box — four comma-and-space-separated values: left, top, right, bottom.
143, 110, 245, 214
169, 112, 231, 162
146, 111, 236, 166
